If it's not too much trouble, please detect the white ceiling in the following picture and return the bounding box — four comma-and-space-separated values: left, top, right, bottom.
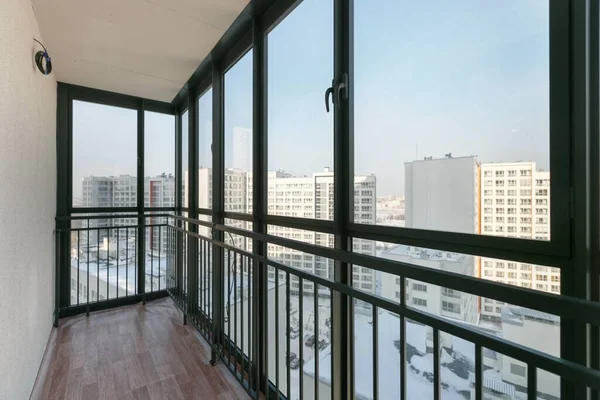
32, 0, 249, 102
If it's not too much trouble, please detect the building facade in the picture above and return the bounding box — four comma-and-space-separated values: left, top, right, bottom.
251, 169, 377, 296
479, 162, 556, 322
382, 156, 480, 323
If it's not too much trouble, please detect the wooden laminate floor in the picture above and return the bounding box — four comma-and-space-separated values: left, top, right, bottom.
31, 297, 249, 400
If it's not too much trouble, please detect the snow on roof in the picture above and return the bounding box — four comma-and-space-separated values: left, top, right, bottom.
303, 311, 472, 399
502, 306, 559, 325
468, 372, 516, 396
383, 245, 465, 263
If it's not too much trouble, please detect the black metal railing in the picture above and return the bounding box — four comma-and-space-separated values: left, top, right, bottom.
55, 213, 600, 399
165, 214, 600, 400
54, 214, 175, 322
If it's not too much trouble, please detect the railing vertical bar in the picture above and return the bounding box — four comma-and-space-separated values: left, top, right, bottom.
199, 238, 203, 332
227, 248, 232, 367
248, 256, 253, 392
241, 253, 245, 382
299, 277, 304, 400
201, 239, 205, 329
275, 269, 280, 398
77, 230, 80, 305
433, 328, 440, 400
134, 228, 138, 295
86, 221, 90, 314
97, 228, 100, 303
206, 239, 210, 330
151, 226, 154, 292
286, 272, 291, 400
234, 252, 239, 377
206, 240, 210, 327
107, 228, 110, 300
116, 227, 120, 298
475, 344, 483, 400
372, 304, 378, 400
158, 225, 162, 291
400, 276, 406, 400
314, 283, 320, 400
527, 364, 537, 400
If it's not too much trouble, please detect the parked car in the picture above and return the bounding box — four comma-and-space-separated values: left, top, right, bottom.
286, 352, 298, 368
287, 327, 299, 339
304, 334, 316, 348
289, 357, 302, 370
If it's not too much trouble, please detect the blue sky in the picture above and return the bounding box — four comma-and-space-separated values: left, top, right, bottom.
73, 0, 550, 198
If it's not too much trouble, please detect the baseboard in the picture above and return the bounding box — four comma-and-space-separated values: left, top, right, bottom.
29, 325, 58, 400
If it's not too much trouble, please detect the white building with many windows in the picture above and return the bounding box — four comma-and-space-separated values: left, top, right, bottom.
479, 162, 556, 322
380, 245, 479, 324
250, 169, 377, 296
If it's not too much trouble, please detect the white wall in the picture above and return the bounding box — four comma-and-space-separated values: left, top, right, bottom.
0, 0, 57, 398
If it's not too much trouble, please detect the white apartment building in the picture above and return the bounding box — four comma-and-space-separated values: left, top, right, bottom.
405, 155, 480, 234
382, 156, 480, 322
479, 162, 557, 322
246, 169, 377, 297
501, 306, 560, 399
81, 174, 175, 251
380, 245, 479, 324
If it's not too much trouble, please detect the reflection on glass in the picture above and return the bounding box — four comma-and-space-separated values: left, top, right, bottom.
182, 111, 189, 208
354, 0, 550, 236
72, 100, 137, 208
225, 50, 253, 214
267, 0, 334, 221
198, 88, 213, 209
144, 111, 175, 208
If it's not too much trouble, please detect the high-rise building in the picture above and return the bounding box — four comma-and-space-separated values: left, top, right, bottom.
380, 245, 479, 323
248, 168, 377, 296
381, 155, 480, 323
479, 162, 556, 322
81, 174, 175, 251
405, 155, 480, 234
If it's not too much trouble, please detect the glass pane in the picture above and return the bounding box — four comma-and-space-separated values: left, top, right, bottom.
144, 111, 175, 208
198, 88, 213, 209
182, 111, 189, 208
225, 50, 253, 214
72, 101, 137, 208
354, 0, 550, 239
267, 0, 334, 220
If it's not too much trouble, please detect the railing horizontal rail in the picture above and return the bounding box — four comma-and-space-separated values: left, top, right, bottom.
56, 213, 173, 221
57, 223, 168, 233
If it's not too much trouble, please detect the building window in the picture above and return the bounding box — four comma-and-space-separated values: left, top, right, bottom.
412, 298, 427, 307
511, 363, 527, 377
442, 301, 461, 314
412, 283, 427, 292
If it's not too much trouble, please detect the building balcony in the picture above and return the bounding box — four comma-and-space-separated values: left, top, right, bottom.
3, 0, 600, 400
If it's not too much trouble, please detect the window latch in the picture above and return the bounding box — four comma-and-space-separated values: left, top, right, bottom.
325, 81, 334, 113
325, 74, 349, 113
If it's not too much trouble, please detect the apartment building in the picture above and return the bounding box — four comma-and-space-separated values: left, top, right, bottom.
479, 162, 556, 322
381, 155, 480, 323
81, 174, 175, 250
380, 245, 479, 323
247, 169, 377, 296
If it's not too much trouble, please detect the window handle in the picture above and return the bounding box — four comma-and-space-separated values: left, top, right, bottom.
325, 74, 349, 113
336, 73, 348, 109
325, 84, 334, 113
